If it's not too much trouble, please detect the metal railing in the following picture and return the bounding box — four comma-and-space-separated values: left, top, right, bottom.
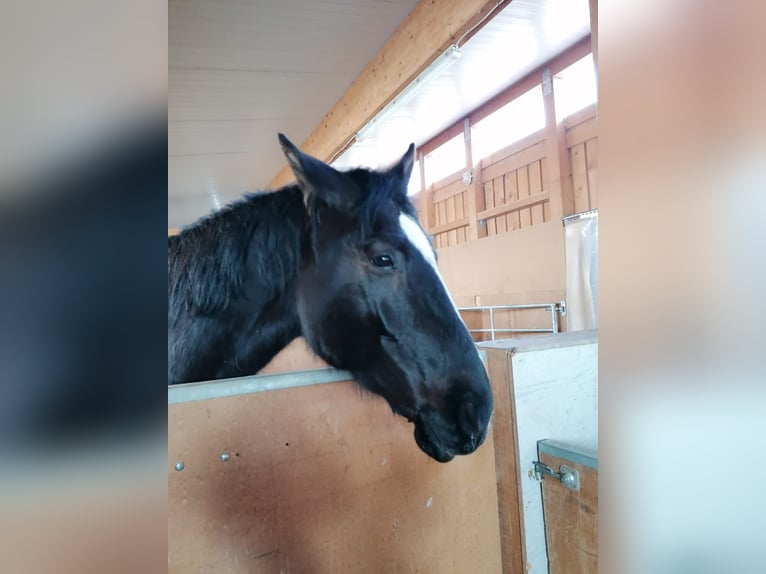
457, 302, 566, 341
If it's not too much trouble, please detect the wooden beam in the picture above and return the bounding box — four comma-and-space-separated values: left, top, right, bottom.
542, 67, 575, 220
270, 0, 505, 188
589, 0, 598, 80
429, 217, 470, 236
477, 191, 550, 221
486, 348, 524, 574
463, 117, 483, 241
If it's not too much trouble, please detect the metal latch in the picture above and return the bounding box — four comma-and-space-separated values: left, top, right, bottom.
532, 461, 580, 491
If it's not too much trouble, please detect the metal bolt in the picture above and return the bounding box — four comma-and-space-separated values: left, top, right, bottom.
175, 462, 185, 472
220, 452, 230, 462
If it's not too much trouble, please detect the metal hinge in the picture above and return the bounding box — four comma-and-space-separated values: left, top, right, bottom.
532, 461, 580, 491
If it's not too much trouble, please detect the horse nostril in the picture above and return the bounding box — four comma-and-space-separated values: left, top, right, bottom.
458, 399, 479, 436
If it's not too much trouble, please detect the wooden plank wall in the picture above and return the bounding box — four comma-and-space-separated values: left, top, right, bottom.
565, 103, 599, 214
418, 105, 598, 249
479, 132, 550, 237
168, 375, 505, 573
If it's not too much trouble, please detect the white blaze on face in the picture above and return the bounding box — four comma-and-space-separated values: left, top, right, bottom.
398, 213, 463, 322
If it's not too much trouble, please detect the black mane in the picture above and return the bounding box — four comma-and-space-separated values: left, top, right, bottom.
168, 185, 306, 321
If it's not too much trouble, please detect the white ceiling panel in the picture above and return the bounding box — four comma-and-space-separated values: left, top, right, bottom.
169, 0, 420, 227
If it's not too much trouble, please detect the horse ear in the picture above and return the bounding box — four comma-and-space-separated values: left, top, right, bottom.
390, 143, 416, 185
278, 133, 361, 213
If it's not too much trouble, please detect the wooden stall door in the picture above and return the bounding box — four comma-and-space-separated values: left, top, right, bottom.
538, 442, 598, 574
168, 378, 503, 574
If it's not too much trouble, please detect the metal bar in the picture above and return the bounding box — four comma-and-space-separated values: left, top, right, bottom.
550, 304, 559, 334
457, 304, 558, 311
538, 439, 598, 470
467, 328, 554, 334
169, 350, 491, 405
458, 302, 567, 339
168, 368, 352, 404
561, 208, 598, 224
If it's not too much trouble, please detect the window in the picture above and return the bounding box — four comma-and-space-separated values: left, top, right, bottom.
470, 85, 546, 162
423, 133, 466, 187
407, 159, 421, 196
554, 53, 597, 121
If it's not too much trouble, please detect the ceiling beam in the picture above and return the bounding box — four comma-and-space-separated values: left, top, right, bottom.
270, 0, 507, 188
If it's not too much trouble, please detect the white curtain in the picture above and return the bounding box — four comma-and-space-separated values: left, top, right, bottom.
564, 211, 598, 331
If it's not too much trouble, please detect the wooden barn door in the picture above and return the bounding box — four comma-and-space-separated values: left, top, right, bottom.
536, 440, 598, 574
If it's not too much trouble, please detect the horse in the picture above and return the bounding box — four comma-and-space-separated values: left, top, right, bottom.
168, 134, 493, 462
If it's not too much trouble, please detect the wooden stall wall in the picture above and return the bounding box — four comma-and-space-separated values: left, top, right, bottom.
410, 47, 597, 338
168, 358, 506, 573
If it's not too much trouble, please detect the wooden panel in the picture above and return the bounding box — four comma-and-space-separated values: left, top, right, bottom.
484, 180, 497, 236
437, 200, 447, 233
270, 0, 505, 186
436, 222, 566, 303
476, 191, 551, 224
517, 165, 531, 228
455, 192, 466, 243
565, 115, 598, 148
446, 195, 458, 245
543, 71, 574, 220
429, 217, 470, 236
528, 160, 544, 225
564, 103, 597, 131
505, 171, 520, 230
474, 162, 488, 239
541, 157, 551, 222
479, 130, 546, 171
485, 349, 524, 574
494, 176, 508, 234
481, 139, 546, 183
570, 142, 590, 213
540, 452, 598, 574
585, 138, 599, 209
432, 175, 466, 203
589, 0, 598, 77
169, 380, 503, 573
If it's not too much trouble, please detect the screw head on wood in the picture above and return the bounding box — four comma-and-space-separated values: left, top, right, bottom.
174, 462, 185, 471
220, 452, 230, 462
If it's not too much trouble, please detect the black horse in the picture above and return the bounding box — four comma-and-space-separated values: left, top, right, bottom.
168, 134, 493, 462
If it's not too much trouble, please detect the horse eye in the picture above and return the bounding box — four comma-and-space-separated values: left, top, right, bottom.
369, 254, 394, 269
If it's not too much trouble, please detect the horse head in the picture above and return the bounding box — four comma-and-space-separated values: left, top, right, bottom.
279, 134, 493, 463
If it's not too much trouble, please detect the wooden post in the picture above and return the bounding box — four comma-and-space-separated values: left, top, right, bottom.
420, 151, 437, 237
463, 117, 487, 240
486, 348, 524, 574
464, 118, 478, 241
542, 67, 575, 220
589, 0, 598, 81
